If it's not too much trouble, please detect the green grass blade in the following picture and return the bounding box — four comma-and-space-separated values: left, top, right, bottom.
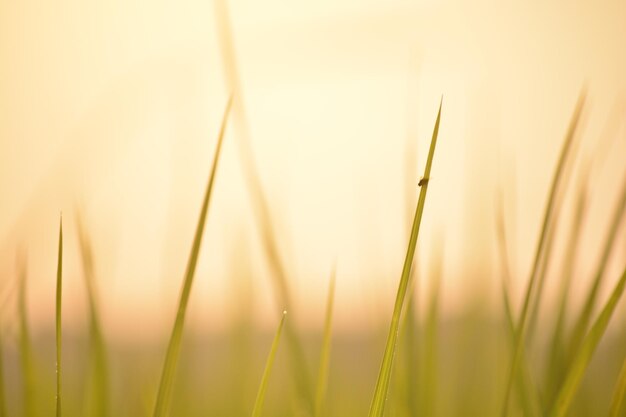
501, 92, 585, 417
548, 265, 626, 417
152, 97, 232, 417
609, 357, 626, 417
368, 99, 442, 417
18, 256, 35, 417
568, 174, 626, 359
251, 311, 287, 417
76, 214, 109, 417
314, 269, 336, 417
55, 215, 63, 417
213, 2, 313, 410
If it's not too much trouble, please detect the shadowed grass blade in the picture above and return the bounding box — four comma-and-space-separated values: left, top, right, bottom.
568, 174, 626, 359
56, 215, 63, 417
314, 269, 336, 417
501, 92, 585, 417
368, 99, 442, 417
252, 311, 287, 417
152, 97, 232, 417
609, 357, 626, 417
548, 265, 626, 417
76, 214, 109, 417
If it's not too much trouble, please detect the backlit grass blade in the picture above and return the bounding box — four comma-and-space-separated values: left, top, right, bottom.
314, 269, 336, 417
568, 174, 626, 358
213, 2, 313, 410
55, 215, 64, 417
548, 265, 626, 417
251, 311, 287, 417
152, 97, 232, 417
76, 214, 109, 417
368, 99, 442, 417
501, 92, 585, 417
609, 357, 626, 417
18, 256, 35, 417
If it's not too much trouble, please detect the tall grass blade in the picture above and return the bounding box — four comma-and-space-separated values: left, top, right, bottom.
18, 256, 35, 417
314, 269, 336, 417
568, 174, 626, 359
368, 99, 442, 417
501, 92, 585, 417
76, 214, 109, 417
251, 311, 287, 417
609, 357, 626, 417
152, 97, 232, 417
548, 265, 626, 417
55, 215, 63, 417
213, 1, 313, 410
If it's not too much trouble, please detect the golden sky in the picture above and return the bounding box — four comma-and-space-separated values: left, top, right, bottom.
1, 0, 625, 340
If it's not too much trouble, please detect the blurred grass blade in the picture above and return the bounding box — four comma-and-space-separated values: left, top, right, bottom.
0, 332, 5, 417
549, 265, 626, 417
495, 197, 541, 417
56, 215, 64, 417
609, 357, 626, 417
314, 269, 336, 417
213, 1, 313, 410
368, 99, 442, 417
544, 171, 589, 406
18, 256, 36, 417
568, 174, 626, 358
76, 214, 109, 417
252, 311, 287, 417
152, 97, 232, 417
501, 91, 585, 417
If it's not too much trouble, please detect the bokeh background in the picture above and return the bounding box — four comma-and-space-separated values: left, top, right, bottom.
1, 1, 626, 416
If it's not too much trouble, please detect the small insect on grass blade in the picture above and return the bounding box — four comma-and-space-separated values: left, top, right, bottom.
368, 99, 442, 417
609, 357, 626, 417
252, 311, 287, 417
56, 215, 64, 417
549, 265, 626, 417
315, 269, 336, 417
152, 96, 232, 417
501, 91, 585, 417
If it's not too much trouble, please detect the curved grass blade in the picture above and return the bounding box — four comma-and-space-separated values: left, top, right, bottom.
548, 265, 626, 417
76, 214, 109, 417
152, 97, 232, 417
568, 174, 626, 359
609, 357, 626, 417
213, 2, 313, 410
251, 311, 287, 417
501, 92, 585, 417
314, 269, 336, 417
18, 256, 36, 417
55, 215, 63, 417
368, 99, 442, 417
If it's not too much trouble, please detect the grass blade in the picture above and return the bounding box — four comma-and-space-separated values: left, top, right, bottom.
213, 2, 313, 410
0, 332, 6, 417
568, 174, 626, 359
152, 97, 232, 417
55, 215, 63, 417
609, 357, 626, 417
501, 92, 585, 417
548, 265, 626, 417
314, 269, 336, 417
368, 99, 442, 417
251, 311, 287, 417
76, 214, 109, 417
